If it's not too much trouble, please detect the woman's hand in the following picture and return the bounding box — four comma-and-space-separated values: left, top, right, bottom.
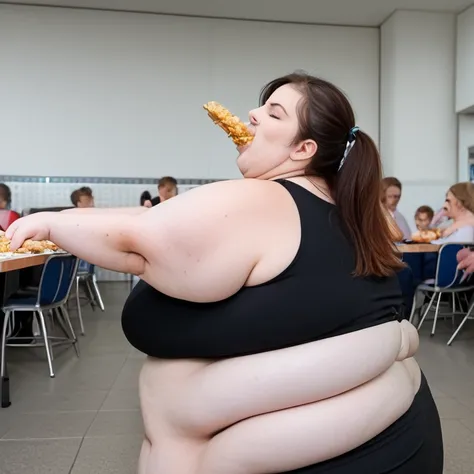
457, 248, 474, 273
5, 212, 56, 250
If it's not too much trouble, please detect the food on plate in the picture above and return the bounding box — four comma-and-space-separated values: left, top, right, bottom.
411, 228, 442, 243
203, 101, 254, 146
0, 234, 59, 254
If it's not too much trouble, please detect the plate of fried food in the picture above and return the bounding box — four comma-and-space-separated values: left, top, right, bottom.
410, 228, 442, 243
203, 101, 254, 147
0, 231, 59, 258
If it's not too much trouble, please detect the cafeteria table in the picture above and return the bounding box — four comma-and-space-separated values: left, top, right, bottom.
1, 253, 52, 408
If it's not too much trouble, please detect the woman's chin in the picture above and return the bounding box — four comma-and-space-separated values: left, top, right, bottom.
236, 142, 252, 155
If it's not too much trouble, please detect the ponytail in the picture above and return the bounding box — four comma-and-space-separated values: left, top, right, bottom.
335, 131, 404, 277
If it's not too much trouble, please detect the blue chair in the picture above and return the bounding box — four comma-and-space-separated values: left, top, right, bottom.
0, 254, 79, 378
74, 261, 105, 335
410, 243, 474, 337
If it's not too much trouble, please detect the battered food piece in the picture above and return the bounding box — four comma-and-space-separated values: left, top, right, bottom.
0, 234, 58, 254
411, 229, 441, 243
203, 101, 254, 146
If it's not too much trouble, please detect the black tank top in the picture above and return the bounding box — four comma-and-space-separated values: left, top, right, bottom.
122, 180, 402, 359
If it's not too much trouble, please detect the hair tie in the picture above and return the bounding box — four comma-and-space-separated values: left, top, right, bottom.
338, 126, 360, 171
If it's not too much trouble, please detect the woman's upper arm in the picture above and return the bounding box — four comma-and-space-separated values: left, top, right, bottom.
132, 180, 279, 302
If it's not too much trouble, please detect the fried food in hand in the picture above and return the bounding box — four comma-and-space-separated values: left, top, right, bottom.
411, 229, 442, 243
0, 234, 59, 254
203, 101, 254, 147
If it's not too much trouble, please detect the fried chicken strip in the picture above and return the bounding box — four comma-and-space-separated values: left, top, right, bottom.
203, 101, 254, 147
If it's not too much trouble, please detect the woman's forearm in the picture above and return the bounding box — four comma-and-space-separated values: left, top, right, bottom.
61, 207, 148, 215
50, 214, 145, 275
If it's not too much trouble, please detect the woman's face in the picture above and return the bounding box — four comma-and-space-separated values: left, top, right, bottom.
443, 191, 464, 220
385, 186, 401, 212
236, 84, 316, 180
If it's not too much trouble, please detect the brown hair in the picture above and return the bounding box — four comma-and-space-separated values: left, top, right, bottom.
158, 176, 178, 189
260, 72, 403, 277
449, 182, 474, 214
70, 186, 93, 207
415, 205, 434, 220
381, 177, 402, 203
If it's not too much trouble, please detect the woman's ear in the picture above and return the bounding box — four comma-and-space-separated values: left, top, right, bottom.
290, 139, 317, 162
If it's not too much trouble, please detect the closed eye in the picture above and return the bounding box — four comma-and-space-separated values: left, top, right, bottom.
269, 114, 280, 120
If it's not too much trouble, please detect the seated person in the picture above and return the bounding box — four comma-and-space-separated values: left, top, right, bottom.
140, 191, 152, 207
432, 182, 474, 244
381, 177, 411, 240
70, 186, 95, 208
406, 183, 474, 313
0, 183, 12, 210
144, 176, 178, 207
414, 205, 434, 231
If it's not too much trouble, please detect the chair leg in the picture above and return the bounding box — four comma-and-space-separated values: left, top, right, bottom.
451, 293, 456, 322
59, 306, 80, 358
431, 293, 443, 336
409, 291, 423, 324
37, 310, 55, 378
1, 311, 11, 379
447, 302, 474, 346
417, 293, 436, 330
85, 279, 96, 311
54, 308, 70, 340
75, 277, 85, 336
91, 274, 105, 312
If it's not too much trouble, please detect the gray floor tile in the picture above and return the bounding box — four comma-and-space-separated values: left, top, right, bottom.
1, 411, 97, 440
70, 435, 142, 474
442, 418, 474, 474
0, 438, 81, 474
10, 389, 108, 413
110, 359, 143, 390
435, 397, 474, 419
101, 389, 141, 411
86, 410, 144, 437
458, 410, 474, 434
458, 396, 474, 411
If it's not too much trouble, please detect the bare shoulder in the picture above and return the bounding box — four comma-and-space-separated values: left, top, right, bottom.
166, 178, 294, 209
141, 178, 297, 230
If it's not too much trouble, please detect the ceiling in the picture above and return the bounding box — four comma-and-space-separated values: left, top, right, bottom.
1, 0, 473, 26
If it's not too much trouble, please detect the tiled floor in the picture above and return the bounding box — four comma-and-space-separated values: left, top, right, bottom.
0, 283, 473, 473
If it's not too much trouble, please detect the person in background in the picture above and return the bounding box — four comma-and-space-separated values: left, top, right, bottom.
432, 182, 474, 243
140, 191, 152, 207
414, 205, 434, 231
0, 183, 12, 210
381, 177, 411, 240
70, 186, 95, 208
143, 177, 178, 207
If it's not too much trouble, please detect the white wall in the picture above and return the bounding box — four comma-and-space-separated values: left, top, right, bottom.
0, 4, 380, 180
380, 10, 457, 231
458, 114, 474, 182
456, 6, 474, 113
